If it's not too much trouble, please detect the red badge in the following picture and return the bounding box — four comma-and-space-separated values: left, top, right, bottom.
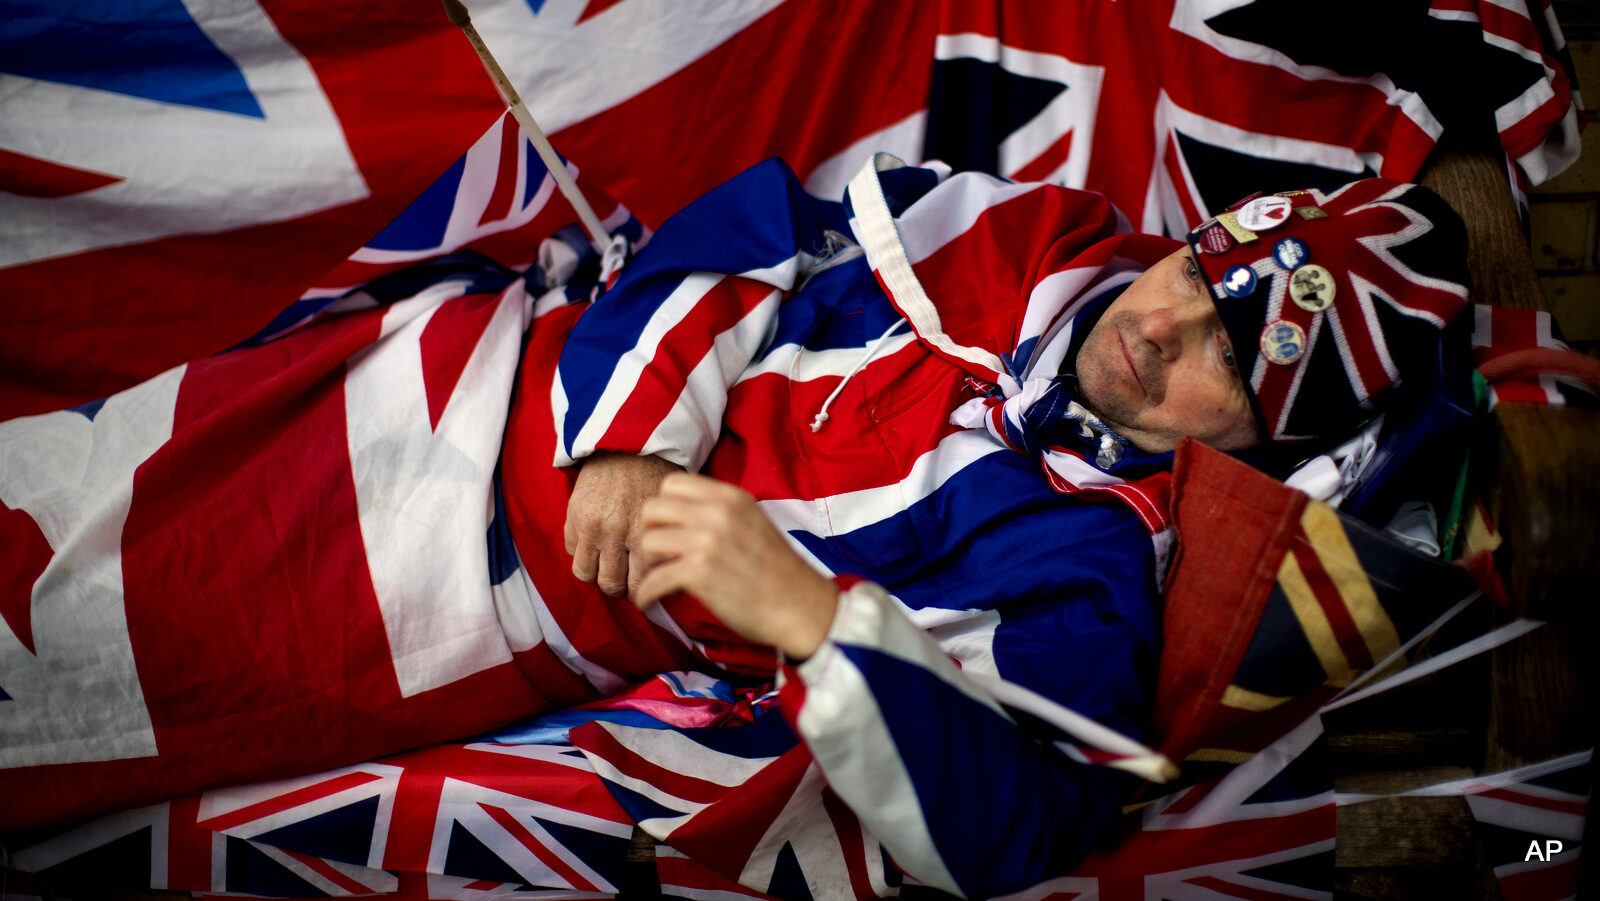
1198, 223, 1236, 254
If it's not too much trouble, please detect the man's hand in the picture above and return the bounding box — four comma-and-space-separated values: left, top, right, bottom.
635, 474, 838, 659
564, 451, 683, 597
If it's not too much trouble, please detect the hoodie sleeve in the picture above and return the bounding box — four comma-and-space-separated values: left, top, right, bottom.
777, 572, 1158, 899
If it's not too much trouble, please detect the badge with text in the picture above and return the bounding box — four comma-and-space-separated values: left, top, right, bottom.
1198, 222, 1236, 254
1273, 237, 1309, 270
1260, 320, 1307, 364
1296, 206, 1329, 220
1289, 264, 1336, 311
1235, 195, 1293, 232
1222, 264, 1258, 298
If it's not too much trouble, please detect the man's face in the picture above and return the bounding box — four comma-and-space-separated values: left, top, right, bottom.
1075, 248, 1261, 453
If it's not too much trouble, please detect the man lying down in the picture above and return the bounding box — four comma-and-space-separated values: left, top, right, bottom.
523, 155, 1472, 894
0, 153, 1471, 896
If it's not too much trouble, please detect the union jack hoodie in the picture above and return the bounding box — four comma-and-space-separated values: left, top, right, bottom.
545, 155, 1184, 897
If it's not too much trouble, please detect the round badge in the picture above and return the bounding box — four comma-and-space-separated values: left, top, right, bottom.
1198, 222, 1235, 255
1273, 237, 1309, 270
1235, 195, 1293, 232
1221, 264, 1258, 298
1259, 320, 1307, 365
1288, 263, 1336, 311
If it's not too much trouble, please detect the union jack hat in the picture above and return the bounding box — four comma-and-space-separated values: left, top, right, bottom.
1186, 178, 1471, 445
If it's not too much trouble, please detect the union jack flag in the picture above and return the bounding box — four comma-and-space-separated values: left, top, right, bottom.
1, 0, 1579, 423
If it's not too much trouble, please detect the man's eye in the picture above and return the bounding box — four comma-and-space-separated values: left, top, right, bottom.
1185, 258, 1201, 283
1221, 344, 1236, 368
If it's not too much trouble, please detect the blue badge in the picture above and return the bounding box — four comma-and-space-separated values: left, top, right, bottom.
1273, 237, 1309, 270
1259, 320, 1307, 365
1222, 265, 1258, 298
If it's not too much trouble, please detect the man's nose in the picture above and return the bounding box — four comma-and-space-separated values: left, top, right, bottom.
1140, 304, 1212, 361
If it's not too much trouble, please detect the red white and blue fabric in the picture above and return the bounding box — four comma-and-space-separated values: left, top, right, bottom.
1, 0, 1580, 424
1472, 305, 1600, 409
547, 154, 1189, 896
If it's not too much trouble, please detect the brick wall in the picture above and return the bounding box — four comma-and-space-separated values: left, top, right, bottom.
1530, 1, 1598, 356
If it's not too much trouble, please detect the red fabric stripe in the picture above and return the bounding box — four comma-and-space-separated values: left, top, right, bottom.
1184, 874, 1309, 901
283, 848, 379, 894
1477, 785, 1588, 817
1490, 381, 1554, 406
594, 276, 775, 453
0, 499, 48, 655
1162, 134, 1204, 226
1007, 128, 1075, 184
577, 0, 627, 23
478, 115, 522, 228
419, 292, 504, 430
821, 788, 877, 901
480, 802, 601, 892
200, 771, 383, 832
382, 767, 446, 873
1289, 537, 1373, 671
662, 747, 815, 879
0, 146, 123, 198
503, 307, 701, 686
1495, 856, 1579, 900
549, 4, 938, 226
167, 796, 214, 891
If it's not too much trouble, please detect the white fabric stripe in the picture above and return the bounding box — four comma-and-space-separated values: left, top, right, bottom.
592, 724, 779, 788
963, 671, 1176, 782
345, 281, 524, 697
894, 168, 1039, 267
199, 764, 402, 839
526, 583, 628, 696
992, 48, 1103, 189
758, 429, 1005, 538
847, 155, 1015, 391
1337, 749, 1590, 809
1321, 616, 1543, 714
567, 273, 725, 462
9, 803, 171, 876
1157, 716, 1331, 829
1467, 794, 1587, 842
643, 288, 782, 471
1342, 274, 1403, 400
934, 32, 1000, 63
431, 779, 627, 892
805, 111, 930, 201
0, 366, 181, 768
736, 331, 921, 386
791, 583, 965, 895
737, 764, 860, 895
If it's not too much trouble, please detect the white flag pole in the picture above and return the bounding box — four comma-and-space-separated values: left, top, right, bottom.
442, 0, 613, 254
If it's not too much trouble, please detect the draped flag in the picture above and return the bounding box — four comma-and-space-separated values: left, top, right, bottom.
1, 0, 1580, 420
0, 107, 647, 828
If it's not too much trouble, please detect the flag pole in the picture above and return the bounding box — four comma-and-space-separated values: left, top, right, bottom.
442, 0, 612, 253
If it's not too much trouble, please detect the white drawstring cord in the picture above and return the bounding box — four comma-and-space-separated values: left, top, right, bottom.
810, 319, 908, 432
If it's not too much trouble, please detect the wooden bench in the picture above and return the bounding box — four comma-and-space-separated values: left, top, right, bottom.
1329, 149, 1598, 899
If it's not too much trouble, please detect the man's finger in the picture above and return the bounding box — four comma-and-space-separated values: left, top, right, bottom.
595, 544, 628, 596
570, 541, 600, 583
634, 559, 690, 609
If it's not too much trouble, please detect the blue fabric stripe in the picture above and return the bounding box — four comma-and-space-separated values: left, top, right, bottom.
366, 156, 466, 252
790, 450, 1159, 736
1, 0, 264, 117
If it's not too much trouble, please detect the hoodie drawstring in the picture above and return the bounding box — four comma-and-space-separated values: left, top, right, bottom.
810, 319, 908, 432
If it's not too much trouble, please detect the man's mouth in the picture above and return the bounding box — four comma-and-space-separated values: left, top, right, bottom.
1118, 333, 1147, 398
